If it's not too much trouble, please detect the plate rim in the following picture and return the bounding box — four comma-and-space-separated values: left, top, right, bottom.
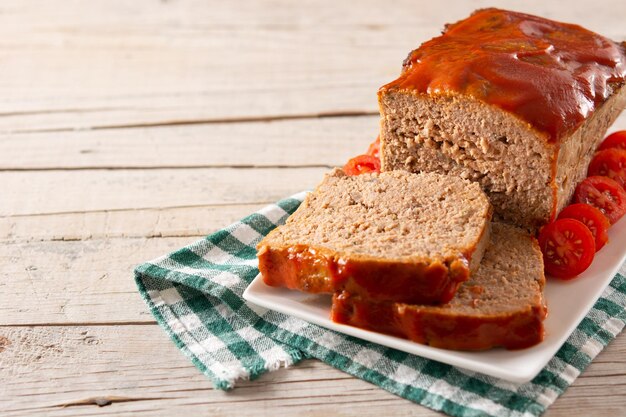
243, 220, 626, 383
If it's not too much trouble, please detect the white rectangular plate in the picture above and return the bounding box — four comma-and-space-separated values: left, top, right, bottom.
243, 219, 626, 383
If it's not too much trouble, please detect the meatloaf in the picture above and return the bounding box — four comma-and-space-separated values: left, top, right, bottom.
257, 168, 492, 305
378, 8, 626, 230
331, 223, 547, 350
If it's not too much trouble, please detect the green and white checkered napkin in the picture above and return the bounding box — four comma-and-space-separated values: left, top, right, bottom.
135, 192, 626, 417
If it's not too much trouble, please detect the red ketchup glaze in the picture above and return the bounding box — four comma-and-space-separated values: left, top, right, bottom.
382, 8, 626, 142
331, 292, 548, 351
258, 245, 334, 293
257, 245, 471, 305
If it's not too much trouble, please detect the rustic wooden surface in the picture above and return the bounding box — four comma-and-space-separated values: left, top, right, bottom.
1, 1, 626, 415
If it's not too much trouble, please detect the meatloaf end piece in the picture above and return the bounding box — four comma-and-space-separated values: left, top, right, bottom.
379, 8, 626, 230
331, 223, 547, 351
257, 168, 492, 305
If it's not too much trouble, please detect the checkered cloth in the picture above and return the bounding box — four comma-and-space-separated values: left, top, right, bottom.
135, 192, 626, 417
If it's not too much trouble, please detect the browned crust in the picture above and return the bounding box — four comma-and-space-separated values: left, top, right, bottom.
257, 169, 493, 304
257, 242, 478, 305
550, 82, 626, 218
330, 224, 548, 351
331, 292, 546, 351
379, 8, 626, 144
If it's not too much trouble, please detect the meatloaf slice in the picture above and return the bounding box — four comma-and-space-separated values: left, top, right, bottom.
331, 223, 547, 351
257, 168, 492, 305
379, 8, 626, 230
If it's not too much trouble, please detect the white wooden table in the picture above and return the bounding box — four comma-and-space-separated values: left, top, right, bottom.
1, 1, 626, 415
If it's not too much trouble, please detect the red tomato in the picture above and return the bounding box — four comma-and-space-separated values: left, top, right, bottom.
598, 130, 626, 151
343, 154, 381, 176
587, 148, 626, 189
538, 218, 595, 280
557, 203, 610, 251
573, 176, 626, 224
367, 136, 381, 158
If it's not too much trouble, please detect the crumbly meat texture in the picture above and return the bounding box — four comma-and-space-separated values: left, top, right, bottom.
264, 169, 491, 260
257, 168, 492, 304
379, 87, 626, 230
331, 223, 547, 351
378, 9, 626, 230
439, 223, 544, 315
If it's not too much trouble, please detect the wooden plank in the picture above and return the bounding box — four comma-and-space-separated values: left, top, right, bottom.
0, 0, 624, 132
0, 0, 410, 132
2, 114, 625, 172
0, 116, 379, 170
0, 237, 193, 325
545, 341, 626, 416
0, 326, 435, 417
0, 325, 624, 416
0, 204, 266, 242
0, 167, 326, 217
2, 2, 626, 416
0, 206, 283, 324
1, 113, 624, 171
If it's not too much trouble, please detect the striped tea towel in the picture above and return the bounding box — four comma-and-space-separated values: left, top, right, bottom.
135, 192, 626, 417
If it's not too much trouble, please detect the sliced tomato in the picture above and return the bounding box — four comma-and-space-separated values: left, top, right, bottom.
598, 130, 626, 151
587, 148, 626, 189
366, 136, 381, 158
557, 203, 610, 251
538, 218, 595, 280
343, 154, 381, 176
573, 176, 626, 224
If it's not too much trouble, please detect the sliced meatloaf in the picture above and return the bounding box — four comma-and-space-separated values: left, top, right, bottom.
378, 8, 626, 230
257, 168, 492, 305
331, 223, 547, 351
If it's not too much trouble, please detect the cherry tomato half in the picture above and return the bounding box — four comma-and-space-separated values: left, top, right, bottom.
366, 136, 381, 158
573, 176, 626, 224
343, 154, 381, 176
588, 148, 626, 189
538, 218, 595, 280
598, 130, 626, 151
557, 203, 610, 251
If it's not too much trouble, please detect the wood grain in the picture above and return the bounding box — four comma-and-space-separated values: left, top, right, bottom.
1, 325, 625, 417
0, 326, 432, 417
0, 237, 194, 325
0, 204, 265, 242
0, 116, 379, 170
2, 0, 626, 415
0, 0, 623, 132
1, 114, 623, 171
0, 167, 326, 217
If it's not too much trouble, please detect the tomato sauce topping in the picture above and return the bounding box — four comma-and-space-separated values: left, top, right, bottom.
258, 245, 470, 305
381, 8, 626, 141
